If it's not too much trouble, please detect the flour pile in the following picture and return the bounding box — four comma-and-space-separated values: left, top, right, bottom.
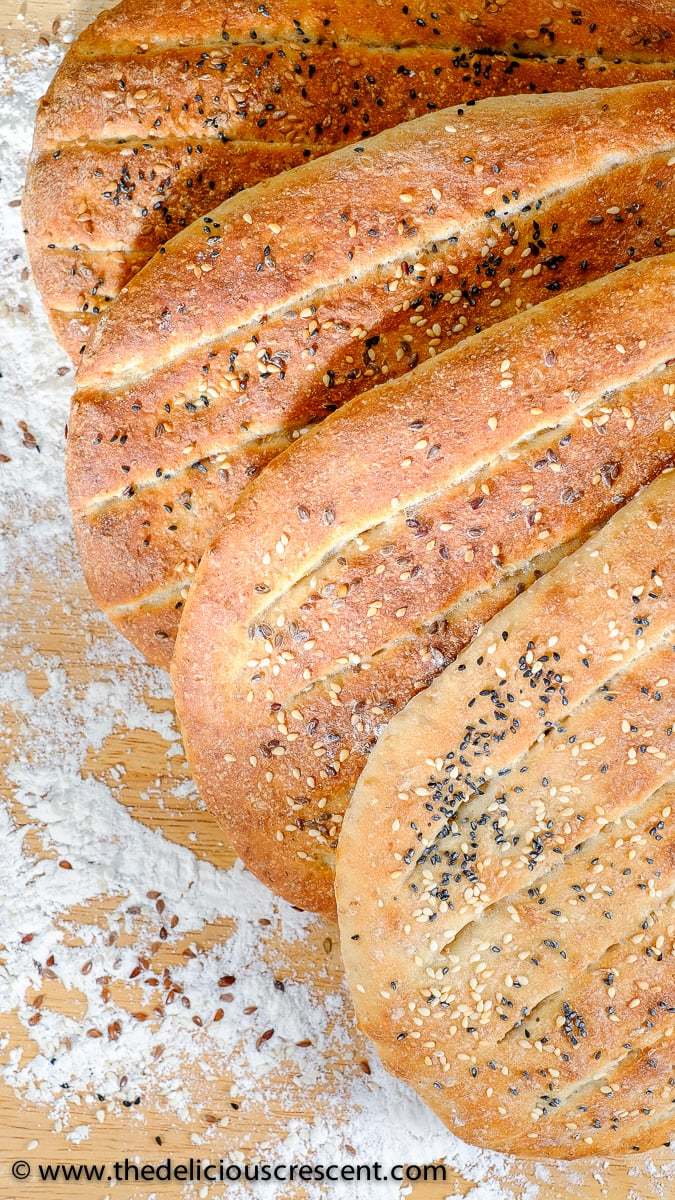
0, 18, 670, 1200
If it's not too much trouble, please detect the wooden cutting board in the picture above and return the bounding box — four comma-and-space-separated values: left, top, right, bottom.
0, 3, 671, 1197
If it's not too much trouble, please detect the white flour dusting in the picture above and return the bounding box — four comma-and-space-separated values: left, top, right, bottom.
0, 19, 671, 1200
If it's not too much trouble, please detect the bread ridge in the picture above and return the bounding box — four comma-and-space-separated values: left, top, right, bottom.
76, 82, 675, 385
335, 471, 674, 1158
171, 254, 675, 914
30, 49, 675, 158
93, 272, 672, 614
68, 141, 675, 504
51, 0, 675, 63
66, 83, 675, 660
25, 2, 675, 360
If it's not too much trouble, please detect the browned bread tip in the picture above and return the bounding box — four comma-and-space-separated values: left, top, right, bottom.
171, 252, 675, 915
67, 81, 675, 664
336, 470, 674, 1159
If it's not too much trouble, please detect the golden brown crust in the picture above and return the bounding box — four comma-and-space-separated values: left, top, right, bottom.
67, 82, 675, 663
68, 0, 675, 61
336, 472, 674, 1159
24, 0, 675, 359
171, 255, 675, 915
75, 83, 675, 385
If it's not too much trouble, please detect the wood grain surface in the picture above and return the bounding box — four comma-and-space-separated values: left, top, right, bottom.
0, 2, 672, 1197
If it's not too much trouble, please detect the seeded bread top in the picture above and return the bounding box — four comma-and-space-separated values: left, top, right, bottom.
336, 470, 674, 1158
65, 83, 675, 665
28, 0, 675, 359
172, 254, 675, 914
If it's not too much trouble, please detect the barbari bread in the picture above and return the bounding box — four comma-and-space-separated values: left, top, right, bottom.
172, 254, 675, 915
68, 82, 675, 663
24, 0, 675, 358
336, 472, 674, 1159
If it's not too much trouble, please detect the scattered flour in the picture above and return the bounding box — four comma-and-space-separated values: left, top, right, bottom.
0, 18, 671, 1200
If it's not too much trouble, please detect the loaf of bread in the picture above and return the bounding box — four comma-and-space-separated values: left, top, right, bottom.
67, 82, 675, 664
24, 0, 675, 359
336, 471, 674, 1159
171, 254, 675, 915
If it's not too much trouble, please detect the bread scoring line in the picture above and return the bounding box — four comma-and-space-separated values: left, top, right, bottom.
76, 132, 675, 396
72, 159, 675, 518
275, 538, 580, 718
487, 898, 674, 1105
43, 247, 148, 264
444, 717, 674, 971
448, 784, 675, 1043
86, 352, 667, 643
180, 482, 673, 881
77, 423, 301, 518
506, 1018, 673, 1135
392, 623, 675, 920
97, 352, 673, 624
69, 36, 675, 67
33, 133, 331, 160
403, 777, 672, 1012
419, 771, 674, 1045
537, 1024, 674, 1131
357, 481, 674, 935
101, 532, 574, 685
497, 892, 675, 1053
494, 867, 675, 1061
380, 783, 674, 1128
244, 377, 675, 712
